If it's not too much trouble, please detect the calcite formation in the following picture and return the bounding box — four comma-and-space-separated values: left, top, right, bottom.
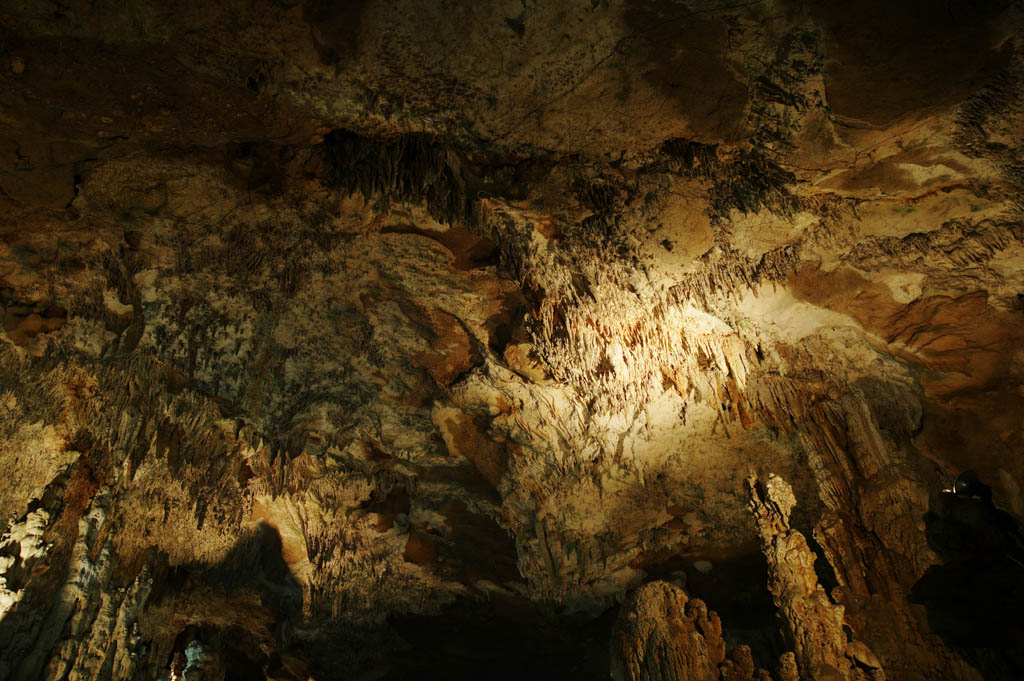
1, 0, 1023, 679
747, 474, 882, 681
610, 580, 772, 681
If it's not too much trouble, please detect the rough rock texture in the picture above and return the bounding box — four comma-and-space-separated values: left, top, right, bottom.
747, 474, 883, 681
1, 0, 1024, 679
610, 580, 772, 681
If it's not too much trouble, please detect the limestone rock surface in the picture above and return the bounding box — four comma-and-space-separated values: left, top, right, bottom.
611, 580, 773, 681
1, 0, 1023, 679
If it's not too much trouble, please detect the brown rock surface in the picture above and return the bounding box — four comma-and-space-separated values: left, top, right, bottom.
747, 474, 883, 681
0, 1, 1023, 679
611, 581, 772, 681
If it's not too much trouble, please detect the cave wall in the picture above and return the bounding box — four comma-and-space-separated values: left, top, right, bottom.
1, 1, 1023, 679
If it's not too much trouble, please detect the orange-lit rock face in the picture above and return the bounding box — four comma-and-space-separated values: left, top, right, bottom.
1, 1, 1023, 680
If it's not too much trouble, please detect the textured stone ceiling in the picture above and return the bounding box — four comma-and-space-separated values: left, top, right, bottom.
1, 1, 1023, 680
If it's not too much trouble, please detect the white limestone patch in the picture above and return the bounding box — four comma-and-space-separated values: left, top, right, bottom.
728, 209, 820, 260
0, 508, 52, 620
894, 162, 959, 184
102, 288, 133, 316
736, 286, 862, 344
853, 188, 1006, 240
872, 269, 925, 304
133, 268, 161, 304
636, 186, 716, 289
988, 241, 1024, 290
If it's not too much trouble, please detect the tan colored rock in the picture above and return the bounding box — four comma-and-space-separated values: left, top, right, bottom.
610, 582, 722, 681
747, 474, 885, 681
612, 582, 779, 681
0, 0, 1021, 678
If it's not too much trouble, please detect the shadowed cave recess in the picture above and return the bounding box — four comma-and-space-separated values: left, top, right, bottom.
1, 1, 1024, 680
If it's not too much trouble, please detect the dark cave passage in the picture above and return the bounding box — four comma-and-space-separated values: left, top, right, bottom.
912, 489, 1024, 680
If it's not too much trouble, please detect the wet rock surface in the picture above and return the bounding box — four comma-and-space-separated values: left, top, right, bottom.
1, 1, 1023, 679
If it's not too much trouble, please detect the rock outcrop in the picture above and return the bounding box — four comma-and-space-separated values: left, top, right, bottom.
611, 581, 771, 681
747, 474, 883, 681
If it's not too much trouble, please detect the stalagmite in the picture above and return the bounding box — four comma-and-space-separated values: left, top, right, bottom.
611, 581, 774, 681
747, 474, 884, 681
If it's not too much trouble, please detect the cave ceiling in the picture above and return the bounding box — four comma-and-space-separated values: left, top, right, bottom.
0, 1, 1023, 680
